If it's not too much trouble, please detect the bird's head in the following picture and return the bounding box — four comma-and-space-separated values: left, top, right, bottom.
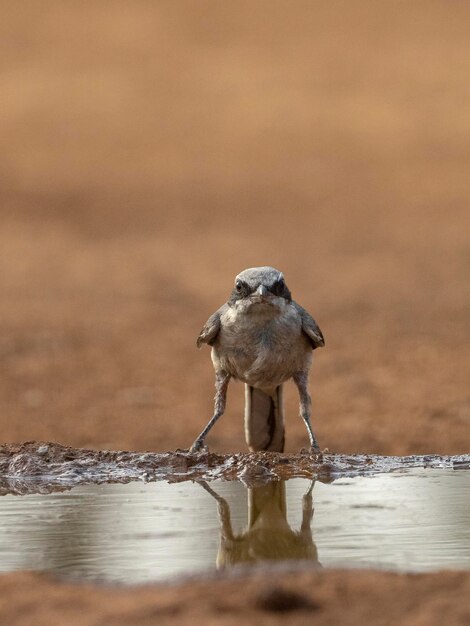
229, 266, 292, 311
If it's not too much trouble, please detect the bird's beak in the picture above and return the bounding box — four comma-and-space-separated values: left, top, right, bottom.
256, 284, 268, 298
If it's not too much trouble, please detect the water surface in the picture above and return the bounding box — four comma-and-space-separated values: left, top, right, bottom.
0, 468, 468, 584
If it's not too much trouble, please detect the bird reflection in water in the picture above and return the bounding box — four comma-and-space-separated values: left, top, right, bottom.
199, 480, 320, 568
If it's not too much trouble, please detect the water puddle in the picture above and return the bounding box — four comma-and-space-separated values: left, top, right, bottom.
0, 468, 468, 584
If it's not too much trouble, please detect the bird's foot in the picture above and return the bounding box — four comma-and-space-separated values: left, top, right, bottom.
311, 446, 323, 463
189, 439, 209, 454
300, 445, 323, 462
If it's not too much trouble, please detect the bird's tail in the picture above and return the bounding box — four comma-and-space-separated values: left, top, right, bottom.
244, 384, 285, 452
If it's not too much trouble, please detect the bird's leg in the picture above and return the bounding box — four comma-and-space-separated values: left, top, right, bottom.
190, 370, 230, 453
301, 479, 315, 533
293, 371, 321, 454
198, 480, 234, 540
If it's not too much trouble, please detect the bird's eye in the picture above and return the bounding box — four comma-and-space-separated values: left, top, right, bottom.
235, 280, 243, 292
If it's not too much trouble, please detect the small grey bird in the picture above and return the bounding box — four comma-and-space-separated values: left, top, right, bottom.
190, 267, 325, 454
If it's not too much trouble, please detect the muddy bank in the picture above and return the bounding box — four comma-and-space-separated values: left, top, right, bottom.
0, 441, 468, 495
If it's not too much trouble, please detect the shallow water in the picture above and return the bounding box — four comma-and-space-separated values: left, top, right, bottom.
0, 468, 468, 584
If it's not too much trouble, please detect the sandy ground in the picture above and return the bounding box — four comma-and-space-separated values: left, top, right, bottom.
1, 1, 469, 624
0, 569, 469, 626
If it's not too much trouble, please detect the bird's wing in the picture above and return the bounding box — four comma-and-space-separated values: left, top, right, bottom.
293, 302, 325, 349
196, 306, 225, 347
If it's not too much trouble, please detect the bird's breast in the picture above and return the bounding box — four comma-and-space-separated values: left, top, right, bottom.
212, 304, 310, 385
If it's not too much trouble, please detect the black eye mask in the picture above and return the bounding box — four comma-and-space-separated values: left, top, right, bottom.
229, 280, 251, 302
269, 280, 291, 301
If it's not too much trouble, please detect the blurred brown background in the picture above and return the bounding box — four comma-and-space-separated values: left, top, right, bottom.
1, 0, 469, 454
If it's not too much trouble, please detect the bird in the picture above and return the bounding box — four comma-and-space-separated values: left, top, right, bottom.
190, 266, 324, 454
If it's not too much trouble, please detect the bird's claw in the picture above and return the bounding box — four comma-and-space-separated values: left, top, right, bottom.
189, 440, 209, 454
311, 447, 323, 463
300, 446, 323, 462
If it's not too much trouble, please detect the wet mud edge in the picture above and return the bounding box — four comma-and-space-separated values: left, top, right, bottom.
0, 441, 468, 496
